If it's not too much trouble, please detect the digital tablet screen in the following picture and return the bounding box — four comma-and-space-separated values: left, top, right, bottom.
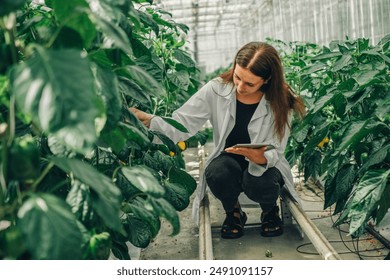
233, 144, 276, 150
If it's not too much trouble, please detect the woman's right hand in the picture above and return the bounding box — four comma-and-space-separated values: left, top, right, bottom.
128, 107, 154, 128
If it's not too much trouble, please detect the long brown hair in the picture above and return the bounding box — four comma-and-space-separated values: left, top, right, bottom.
220, 42, 305, 141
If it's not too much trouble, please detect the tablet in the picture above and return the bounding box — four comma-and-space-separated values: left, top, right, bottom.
233, 143, 276, 150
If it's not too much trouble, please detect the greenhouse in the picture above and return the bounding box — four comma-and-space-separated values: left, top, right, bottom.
0, 0, 389, 268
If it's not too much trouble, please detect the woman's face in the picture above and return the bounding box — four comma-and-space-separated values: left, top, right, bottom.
233, 64, 266, 96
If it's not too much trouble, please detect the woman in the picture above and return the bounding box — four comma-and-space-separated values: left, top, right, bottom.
130, 42, 305, 239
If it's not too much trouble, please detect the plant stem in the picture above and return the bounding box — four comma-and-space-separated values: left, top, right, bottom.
31, 161, 55, 192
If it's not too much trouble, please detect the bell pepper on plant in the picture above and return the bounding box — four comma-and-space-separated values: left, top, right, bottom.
86, 231, 111, 260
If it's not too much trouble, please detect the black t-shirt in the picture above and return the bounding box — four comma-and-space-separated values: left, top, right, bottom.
225, 100, 259, 148
223, 100, 259, 168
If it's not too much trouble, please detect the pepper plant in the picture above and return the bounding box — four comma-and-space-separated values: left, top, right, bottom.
0, 0, 200, 260
271, 36, 390, 241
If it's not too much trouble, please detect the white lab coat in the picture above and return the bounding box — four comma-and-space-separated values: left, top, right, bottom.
149, 77, 299, 225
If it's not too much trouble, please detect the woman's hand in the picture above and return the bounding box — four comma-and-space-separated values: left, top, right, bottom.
224, 146, 268, 165
128, 107, 154, 128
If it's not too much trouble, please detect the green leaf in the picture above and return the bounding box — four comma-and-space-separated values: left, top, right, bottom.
53, 0, 96, 48
303, 150, 322, 180
335, 164, 356, 202
311, 51, 342, 61
311, 92, 335, 114
173, 49, 195, 68
85, 0, 131, 21
136, 56, 164, 84
151, 130, 177, 152
66, 180, 94, 223
332, 54, 352, 72
10, 47, 99, 153
168, 70, 191, 91
163, 181, 190, 211
17, 193, 83, 259
376, 184, 390, 224
143, 150, 174, 174
335, 120, 368, 154
1, 0, 28, 16
121, 165, 165, 197
145, 197, 180, 236
168, 166, 197, 195
93, 65, 122, 129
51, 157, 123, 231
125, 65, 164, 97
99, 126, 127, 153
118, 122, 151, 149
88, 13, 133, 55
359, 144, 390, 174
301, 62, 326, 75
335, 169, 390, 236
125, 216, 152, 248
352, 70, 380, 87
137, 9, 159, 35
118, 76, 151, 104
160, 116, 189, 133
123, 201, 160, 238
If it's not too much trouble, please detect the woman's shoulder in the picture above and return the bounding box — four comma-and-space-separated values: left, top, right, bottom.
201, 77, 235, 98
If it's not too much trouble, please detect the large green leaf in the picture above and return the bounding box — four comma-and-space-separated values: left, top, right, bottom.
311, 51, 342, 61
352, 69, 381, 87
17, 193, 83, 259
53, 0, 97, 48
160, 116, 189, 133
168, 166, 197, 195
143, 151, 174, 175
137, 9, 159, 35
118, 122, 151, 149
163, 181, 190, 211
332, 54, 352, 72
334, 120, 368, 154
92, 65, 122, 129
376, 184, 390, 224
122, 65, 165, 97
167, 70, 191, 91
88, 13, 133, 55
334, 169, 390, 236
10, 47, 100, 152
51, 157, 123, 231
118, 76, 151, 104
303, 150, 322, 180
359, 144, 390, 174
125, 216, 152, 248
173, 49, 195, 68
85, 0, 132, 21
122, 202, 160, 238
66, 180, 94, 223
121, 165, 165, 197
334, 164, 356, 202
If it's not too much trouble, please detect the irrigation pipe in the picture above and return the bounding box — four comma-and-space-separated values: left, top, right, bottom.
282, 189, 342, 260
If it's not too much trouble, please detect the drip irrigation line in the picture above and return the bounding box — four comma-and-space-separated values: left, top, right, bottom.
296, 241, 386, 258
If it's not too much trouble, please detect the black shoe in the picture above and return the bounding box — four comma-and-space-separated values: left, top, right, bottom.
221, 209, 247, 239
260, 206, 283, 237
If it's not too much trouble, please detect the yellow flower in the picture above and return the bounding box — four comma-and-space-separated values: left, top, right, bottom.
317, 137, 330, 148
169, 151, 175, 157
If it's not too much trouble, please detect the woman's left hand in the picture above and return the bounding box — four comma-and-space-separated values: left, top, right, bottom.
224, 146, 268, 165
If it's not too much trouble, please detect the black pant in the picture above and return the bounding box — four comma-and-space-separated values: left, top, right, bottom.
205, 153, 284, 213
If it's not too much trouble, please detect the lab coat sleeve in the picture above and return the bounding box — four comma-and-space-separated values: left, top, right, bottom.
149, 80, 215, 143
